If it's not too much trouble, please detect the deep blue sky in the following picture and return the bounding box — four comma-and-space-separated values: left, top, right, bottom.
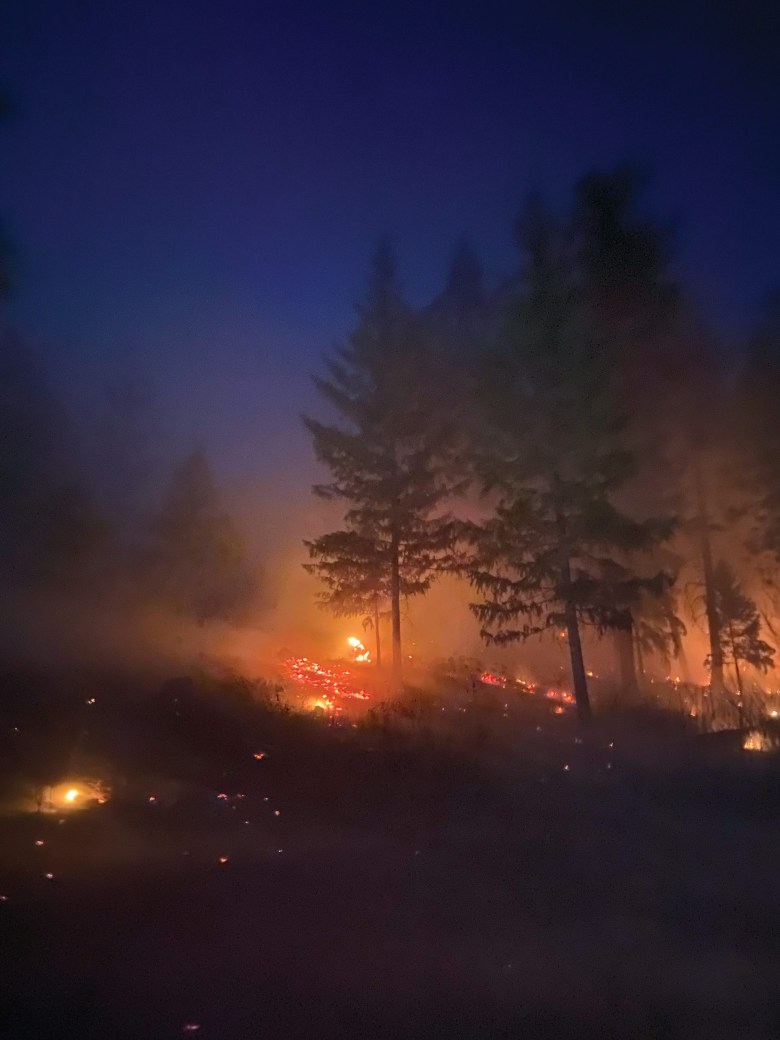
2, 0, 779, 485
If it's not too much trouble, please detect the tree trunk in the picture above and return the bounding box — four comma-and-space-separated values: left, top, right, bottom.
555, 496, 591, 722
633, 626, 645, 681
373, 595, 382, 669
565, 596, 591, 722
390, 525, 402, 688
693, 461, 724, 691
728, 619, 744, 725
561, 549, 591, 721
615, 624, 638, 697
669, 616, 690, 682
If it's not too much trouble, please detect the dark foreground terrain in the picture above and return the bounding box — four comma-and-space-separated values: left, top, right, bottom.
2, 669, 780, 1039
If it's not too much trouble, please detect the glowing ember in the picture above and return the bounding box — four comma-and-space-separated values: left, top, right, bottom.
284, 656, 369, 703
480, 671, 506, 688
218, 855, 229, 864
545, 689, 575, 705
64, 788, 79, 803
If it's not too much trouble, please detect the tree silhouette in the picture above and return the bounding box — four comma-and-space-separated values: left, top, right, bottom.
709, 561, 774, 706
304, 242, 462, 685
467, 186, 673, 721
146, 450, 255, 623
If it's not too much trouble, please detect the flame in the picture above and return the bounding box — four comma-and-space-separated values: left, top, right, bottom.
42, 778, 111, 811
347, 636, 370, 662
743, 729, 776, 752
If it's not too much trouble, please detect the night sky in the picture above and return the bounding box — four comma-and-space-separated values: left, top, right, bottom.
2, 1, 779, 485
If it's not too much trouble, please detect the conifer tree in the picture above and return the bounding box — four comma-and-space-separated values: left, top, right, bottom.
146, 449, 254, 623
466, 193, 673, 721
709, 561, 774, 706
304, 242, 461, 685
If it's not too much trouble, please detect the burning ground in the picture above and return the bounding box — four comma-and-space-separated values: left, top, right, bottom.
3, 665, 780, 1039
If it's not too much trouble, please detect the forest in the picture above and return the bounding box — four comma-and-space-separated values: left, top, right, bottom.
5, 166, 780, 733
3, 10, 780, 1032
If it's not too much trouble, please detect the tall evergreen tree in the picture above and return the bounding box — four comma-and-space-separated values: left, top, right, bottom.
466, 193, 673, 721
304, 242, 461, 685
146, 449, 255, 623
708, 561, 774, 710
739, 293, 780, 561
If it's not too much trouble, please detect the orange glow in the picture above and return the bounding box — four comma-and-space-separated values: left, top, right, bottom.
480, 671, 506, 688
743, 730, 775, 752
284, 655, 370, 703
545, 689, 575, 706
347, 636, 370, 662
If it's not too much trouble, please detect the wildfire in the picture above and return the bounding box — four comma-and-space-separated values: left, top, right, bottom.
743, 729, 777, 753
41, 778, 111, 812
478, 672, 574, 709
480, 671, 506, 688
347, 636, 371, 662
283, 656, 369, 705
545, 689, 575, 706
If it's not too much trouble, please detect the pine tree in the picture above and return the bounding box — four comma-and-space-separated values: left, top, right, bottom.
146, 449, 255, 623
304, 242, 461, 685
709, 561, 774, 709
466, 193, 673, 721
740, 293, 780, 559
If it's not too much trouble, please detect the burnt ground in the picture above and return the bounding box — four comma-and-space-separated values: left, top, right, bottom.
2, 670, 780, 1039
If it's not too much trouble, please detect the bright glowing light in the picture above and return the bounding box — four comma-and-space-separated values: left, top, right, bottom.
480, 671, 506, 688
40, 778, 110, 813
743, 729, 775, 752
346, 636, 370, 662
284, 655, 369, 702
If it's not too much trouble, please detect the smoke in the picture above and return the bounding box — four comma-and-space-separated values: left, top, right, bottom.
3, 290, 780, 698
